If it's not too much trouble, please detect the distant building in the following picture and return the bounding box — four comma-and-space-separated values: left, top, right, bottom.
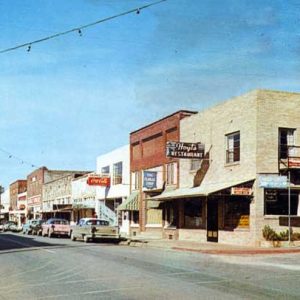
27, 167, 89, 219
42, 171, 90, 221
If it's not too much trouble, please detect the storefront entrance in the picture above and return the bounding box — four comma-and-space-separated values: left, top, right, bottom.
207, 198, 218, 242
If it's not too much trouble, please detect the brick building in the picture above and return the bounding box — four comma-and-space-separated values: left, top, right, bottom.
9, 180, 27, 211
152, 90, 300, 246
118, 110, 196, 237
27, 167, 88, 219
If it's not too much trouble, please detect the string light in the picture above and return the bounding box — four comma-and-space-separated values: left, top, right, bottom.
0, 148, 37, 168
0, 0, 167, 54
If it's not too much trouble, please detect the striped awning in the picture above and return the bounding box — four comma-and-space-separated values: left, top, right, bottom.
117, 191, 139, 211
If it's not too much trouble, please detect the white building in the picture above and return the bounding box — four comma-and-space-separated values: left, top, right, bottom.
96, 145, 130, 234
0, 189, 10, 220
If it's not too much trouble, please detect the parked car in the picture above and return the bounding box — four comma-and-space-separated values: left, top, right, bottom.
70, 218, 120, 243
0, 220, 5, 232
22, 219, 39, 235
3, 221, 17, 232
9, 223, 22, 232
42, 218, 70, 238
31, 219, 45, 236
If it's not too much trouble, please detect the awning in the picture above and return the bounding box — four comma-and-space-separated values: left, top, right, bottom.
147, 200, 163, 209
117, 191, 139, 211
151, 178, 255, 201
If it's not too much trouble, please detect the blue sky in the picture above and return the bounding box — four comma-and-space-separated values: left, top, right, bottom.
0, 0, 300, 188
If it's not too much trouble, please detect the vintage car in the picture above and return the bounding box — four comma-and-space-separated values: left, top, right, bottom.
41, 218, 70, 238
70, 218, 120, 243
22, 219, 39, 235
31, 219, 45, 236
3, 221, 17, 232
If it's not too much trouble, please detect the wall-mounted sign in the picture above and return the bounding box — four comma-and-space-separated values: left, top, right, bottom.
258, 175, 288, 189
231, 187, 252, 196
288, 158, 300, 169
143, 171, 157, 189
87, 176, 110, 187
27, 195, 41, 206
19, 204, 26, 210
265, 189, 278, 202
166, 141, 205, 159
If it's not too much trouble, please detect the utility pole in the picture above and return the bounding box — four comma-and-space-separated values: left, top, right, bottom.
288, 170, 291, 245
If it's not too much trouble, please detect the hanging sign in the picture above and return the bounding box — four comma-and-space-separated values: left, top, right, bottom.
87, 176, 110, 187
166, 141, 205, 159
258, 175, 288, 189
143, 171, 157, 189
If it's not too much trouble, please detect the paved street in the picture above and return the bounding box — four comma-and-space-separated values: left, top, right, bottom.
0, 233, 300, 300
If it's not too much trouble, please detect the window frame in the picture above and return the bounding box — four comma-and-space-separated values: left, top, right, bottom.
226, 131, 240, 164
113, 162, 123, 185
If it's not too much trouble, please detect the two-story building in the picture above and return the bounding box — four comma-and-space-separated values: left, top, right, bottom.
42, 171, 90, 221
9, 180, 27, 225
152, 89, 300, 246
96, 145, 130, 232
118, 111, 196, 238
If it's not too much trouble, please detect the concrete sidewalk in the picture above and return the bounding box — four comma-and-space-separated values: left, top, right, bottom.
126, 238, 300, 255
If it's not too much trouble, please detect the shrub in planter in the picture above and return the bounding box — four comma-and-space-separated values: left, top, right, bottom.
262, 225, 280, 241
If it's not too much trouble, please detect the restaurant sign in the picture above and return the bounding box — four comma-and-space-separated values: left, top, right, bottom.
258, 175, 288, 189
166, 141, 205, 159
143, 171, 157, 189
87, 176, 111, 187
231, 187, 252, 196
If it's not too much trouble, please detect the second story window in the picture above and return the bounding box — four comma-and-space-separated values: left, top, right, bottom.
113, 162, 123, 185
134, 171, 140, 190
226, 131, 240, 164
101, 166, 110, 175
279, 128, 295, 159
166, 162, 177, 185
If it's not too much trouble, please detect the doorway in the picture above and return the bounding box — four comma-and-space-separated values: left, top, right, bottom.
207, 198, 218, 242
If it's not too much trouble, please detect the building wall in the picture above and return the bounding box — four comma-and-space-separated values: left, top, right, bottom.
96, 145, 130, 200
180, 90, 258, 189
43, 172, 88, 211
9, 180, 27, 210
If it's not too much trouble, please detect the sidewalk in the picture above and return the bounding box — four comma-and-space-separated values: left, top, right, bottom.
126, 238, 300, 255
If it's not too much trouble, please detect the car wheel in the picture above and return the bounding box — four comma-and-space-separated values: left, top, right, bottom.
83, 235, 89, 243
70, 232, 76, 241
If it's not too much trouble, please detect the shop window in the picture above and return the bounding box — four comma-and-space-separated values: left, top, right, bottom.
101, 166, 110, 175
166, 203, 177, 227
226, 131, 240, 163
113, 162, 123, 185
190, 159, 201, 171
264, 189, 299, 215
132, 211, 139, 224
224, 197, 250, 229
279, 128, 295, 159
167, 162, 177, 185
184, 199, 203, 228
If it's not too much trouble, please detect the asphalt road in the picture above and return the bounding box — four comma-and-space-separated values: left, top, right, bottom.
0, 233, 300, 300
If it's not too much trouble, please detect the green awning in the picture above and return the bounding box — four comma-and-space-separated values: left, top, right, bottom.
117, 191, 139, 211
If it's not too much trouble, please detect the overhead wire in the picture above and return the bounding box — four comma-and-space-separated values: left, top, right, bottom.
0, 0, 167, 54
0, 148, 37, 168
